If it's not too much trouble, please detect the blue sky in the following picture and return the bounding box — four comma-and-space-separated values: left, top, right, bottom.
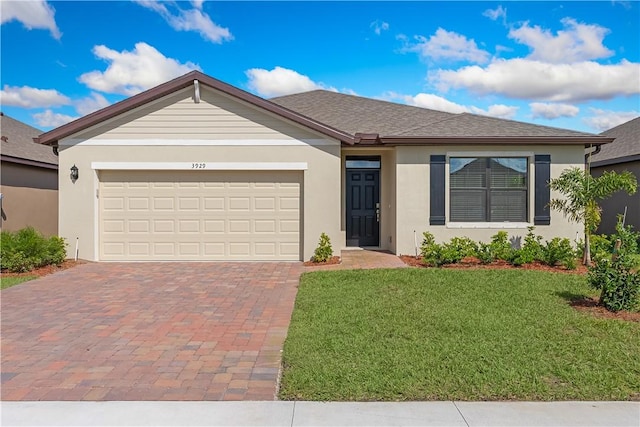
1, 1, 639, 133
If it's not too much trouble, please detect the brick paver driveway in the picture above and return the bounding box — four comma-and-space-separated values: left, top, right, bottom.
1, 262, 302, 401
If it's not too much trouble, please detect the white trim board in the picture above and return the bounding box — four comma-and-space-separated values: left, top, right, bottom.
91, 162, 308, 171
62, 138, 337, 146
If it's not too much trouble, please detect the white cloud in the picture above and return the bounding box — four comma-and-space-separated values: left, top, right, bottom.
246, 66, 336, 97
74, 92, 111, 116
78, 42, 200, 95
0, 85, 70, 108
583, 108, 640, 132
33, 109, 77, 128
530, 102, 579, 119
402, 93, 468, 114
430, 59, 640, 102
0, 0, 61, 39
370, 20, 389, 35
472, 104, 519, 119
483, 5, 507, 23
405, 28, 490, 63
388, 92, 518, 119
135, 0, 232, 44
509, 18, 613, 63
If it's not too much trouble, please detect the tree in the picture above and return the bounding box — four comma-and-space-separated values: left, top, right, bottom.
548, 167, 637, 266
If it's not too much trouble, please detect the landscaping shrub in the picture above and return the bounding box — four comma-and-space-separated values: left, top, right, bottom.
0, 227, 66, 273
475, 242, 494, 264
489, 231, 513, 261
312, 232, 333, 262
611, 221, 640, 256
420, 232, 444, 267
420, 229, 580, 270
588, 252, 640, 312
447, 237, 478, 259
589, 234, 612, 262
541, 237, 576, 270
510, 227, 544, 266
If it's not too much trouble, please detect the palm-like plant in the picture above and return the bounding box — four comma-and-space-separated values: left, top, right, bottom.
548, 167, 637, 266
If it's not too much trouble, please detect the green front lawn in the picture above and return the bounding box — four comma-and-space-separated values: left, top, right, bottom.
280, 269, 640, 401
0, 275, 36, 290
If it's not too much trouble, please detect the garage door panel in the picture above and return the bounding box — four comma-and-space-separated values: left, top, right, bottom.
204, 198, 225, 210
204, 220, 225, 233
128, 220, 150, 233
99, 170, 300, 261
179, 198, 200, 210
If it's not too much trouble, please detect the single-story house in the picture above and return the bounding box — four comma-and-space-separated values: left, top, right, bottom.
1, 112, 58, 236
36, 71, 612, 261
590, 117, 640, 235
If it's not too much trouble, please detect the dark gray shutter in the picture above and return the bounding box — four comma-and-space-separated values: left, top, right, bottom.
534, 155, 551, 225
430, 155, 446, 225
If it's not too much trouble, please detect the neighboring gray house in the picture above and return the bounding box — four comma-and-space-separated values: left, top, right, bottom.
590, 117, 640, 235
1, 112, 59, 236
35, 71, 611, 261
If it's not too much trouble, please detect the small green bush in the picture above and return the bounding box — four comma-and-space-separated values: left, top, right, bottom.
448, 237, 478, 259
475, 242, 494, 264
541, 237, 576, 270
0, 227, 66, 273
588, 252, 640, 312
612, 221, 640, 255
420, 232, 443, 267
509, 227, 544, 266
312, 232, 333, 263
589, 234, 612, 262
489, 231, 513, 261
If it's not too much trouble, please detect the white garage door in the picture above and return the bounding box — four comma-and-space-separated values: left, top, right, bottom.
99, 170, 301, 261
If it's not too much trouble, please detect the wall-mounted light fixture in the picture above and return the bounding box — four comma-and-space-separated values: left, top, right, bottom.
70, 164, 79, 183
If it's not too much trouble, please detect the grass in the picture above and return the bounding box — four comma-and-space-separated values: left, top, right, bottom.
0, 275, 36, 290
280, 268, 640, 401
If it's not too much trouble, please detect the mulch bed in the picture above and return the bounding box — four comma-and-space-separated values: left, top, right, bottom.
303, 256, 341, 267
399, 255, 640, 323
399, 255, 588, 274
2, 259, 87, 278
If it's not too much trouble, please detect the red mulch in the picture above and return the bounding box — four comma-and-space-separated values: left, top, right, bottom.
303, 256, 341, 267
2, 259, 87, 278
399, 255, 588, 274
569, 296, 640, 323
399, 255, 640, 323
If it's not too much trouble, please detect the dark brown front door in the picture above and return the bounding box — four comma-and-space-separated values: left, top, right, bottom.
346, 169, 380, 247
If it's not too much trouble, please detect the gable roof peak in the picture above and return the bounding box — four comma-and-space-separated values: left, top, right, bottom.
35, 71, 354, 146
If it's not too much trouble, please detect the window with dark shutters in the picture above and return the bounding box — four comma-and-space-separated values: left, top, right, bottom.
449, 157, 528, 222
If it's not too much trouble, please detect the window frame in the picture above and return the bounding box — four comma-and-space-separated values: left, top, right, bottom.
447, 154, 531, 225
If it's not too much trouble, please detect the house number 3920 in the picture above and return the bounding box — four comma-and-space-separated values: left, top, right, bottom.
191, 163, 206, 169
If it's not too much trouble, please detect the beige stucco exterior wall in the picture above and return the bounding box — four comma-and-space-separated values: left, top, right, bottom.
57, 88, 341, 262
394, 145, 585, 255
0, 162, 58, 236
592, 161, 640, 235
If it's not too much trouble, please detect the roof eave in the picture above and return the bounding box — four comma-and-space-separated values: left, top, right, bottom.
35, 71, 355, 146
1, 154, 58, 170
378, 136, 614, 146
591, 154, 640, 168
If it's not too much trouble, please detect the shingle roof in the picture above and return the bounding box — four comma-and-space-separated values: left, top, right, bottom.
34, 71, 609, 148
591, 117, 640, 165
1, 113, 58, 166
271, 90, 596, 138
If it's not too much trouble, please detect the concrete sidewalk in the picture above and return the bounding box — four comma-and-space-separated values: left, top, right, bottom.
2, 401, 639, 426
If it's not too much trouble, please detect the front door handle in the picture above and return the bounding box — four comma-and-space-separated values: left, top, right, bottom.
376, 203, 380, 222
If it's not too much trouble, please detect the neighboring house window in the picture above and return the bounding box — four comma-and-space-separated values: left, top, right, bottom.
450, 157, 528, 222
